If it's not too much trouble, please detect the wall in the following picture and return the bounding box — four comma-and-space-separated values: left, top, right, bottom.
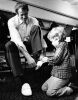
21, 0, 78, 18
0, 0, 78, 26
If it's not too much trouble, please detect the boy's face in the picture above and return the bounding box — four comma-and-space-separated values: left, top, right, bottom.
51, 36, 60, 47
18, 8, 28, 23
47, 26, 64, 47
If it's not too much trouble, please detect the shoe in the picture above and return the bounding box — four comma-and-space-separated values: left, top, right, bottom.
68, 82, 78, 90
64, 86, 73, 95
21, 83, 32, 96
56, 86, 73, 96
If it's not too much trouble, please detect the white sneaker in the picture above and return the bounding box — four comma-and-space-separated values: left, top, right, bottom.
21, 83, 32, 96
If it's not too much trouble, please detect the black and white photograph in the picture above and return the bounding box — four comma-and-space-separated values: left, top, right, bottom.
0, 0, 78, 100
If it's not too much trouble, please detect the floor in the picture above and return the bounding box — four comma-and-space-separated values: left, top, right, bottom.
0, 70, 78, 100
0, 54, 78, 100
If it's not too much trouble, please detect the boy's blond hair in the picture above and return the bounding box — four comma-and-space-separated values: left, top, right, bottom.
47, 26, 66, 41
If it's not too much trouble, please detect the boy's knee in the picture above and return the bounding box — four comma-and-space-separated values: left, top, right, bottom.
46, 90, 56, 96
41, 84, 48, 91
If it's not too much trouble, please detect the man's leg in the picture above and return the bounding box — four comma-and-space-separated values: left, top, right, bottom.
23, 26, 43, 85
30, 25, 43, 57
33, 63, 52, 89
5, 41, 23, 77
5, 41, 32, 96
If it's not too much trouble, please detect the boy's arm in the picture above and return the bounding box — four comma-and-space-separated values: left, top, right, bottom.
48, 43, 66, 65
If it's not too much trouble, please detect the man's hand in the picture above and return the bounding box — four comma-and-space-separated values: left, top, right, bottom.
18, 45, 37, 68
27, 57, 37, 68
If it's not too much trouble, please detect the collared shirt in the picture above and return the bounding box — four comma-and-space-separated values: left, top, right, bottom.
48, 42, 72, 79
8, 15, 40, 50
8, 15, 47, 51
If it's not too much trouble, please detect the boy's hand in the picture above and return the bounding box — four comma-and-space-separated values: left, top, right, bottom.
39, 54, 45, 60
35, 57, 48, 70
42, 57, 48, 63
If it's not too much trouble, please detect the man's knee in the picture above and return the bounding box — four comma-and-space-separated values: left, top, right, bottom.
30, 25, 40, 34
32, 25, 40, 30
5, 41, 13, 48
5, 41, 17, 50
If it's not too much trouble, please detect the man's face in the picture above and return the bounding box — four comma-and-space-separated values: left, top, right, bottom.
18, 8, 28, 23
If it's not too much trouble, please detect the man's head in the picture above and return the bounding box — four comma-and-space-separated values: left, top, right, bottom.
15, 2, 29, 23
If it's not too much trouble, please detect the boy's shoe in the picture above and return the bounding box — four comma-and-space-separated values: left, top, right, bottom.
68, 82, 78, 90
21, 83, 32, 96
56, 86, 73, 96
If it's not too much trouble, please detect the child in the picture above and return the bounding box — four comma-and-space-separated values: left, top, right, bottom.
36, 26, 73, 96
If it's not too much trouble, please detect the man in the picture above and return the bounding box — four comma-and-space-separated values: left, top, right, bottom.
5, 2, 46, 96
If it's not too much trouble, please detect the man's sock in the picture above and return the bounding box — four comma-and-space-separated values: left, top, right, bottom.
19, 75, 26, 85
15, 75, 25, 86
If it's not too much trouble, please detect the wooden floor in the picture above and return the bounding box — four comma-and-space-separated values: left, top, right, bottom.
0, 72, 78, 100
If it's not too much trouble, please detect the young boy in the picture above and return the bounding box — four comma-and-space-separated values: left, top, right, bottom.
36, 26, 73, 96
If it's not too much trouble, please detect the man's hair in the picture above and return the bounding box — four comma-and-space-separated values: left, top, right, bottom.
15, 2, 29, 13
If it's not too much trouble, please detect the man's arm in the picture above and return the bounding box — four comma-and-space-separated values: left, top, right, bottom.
8, 18, 36, 65
8, 18, 26, 50
17, 45, 36, 65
